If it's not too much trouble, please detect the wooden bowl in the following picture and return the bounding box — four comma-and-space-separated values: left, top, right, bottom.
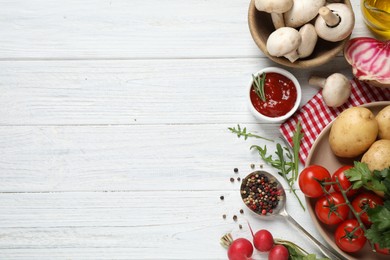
248, 0, 353, 68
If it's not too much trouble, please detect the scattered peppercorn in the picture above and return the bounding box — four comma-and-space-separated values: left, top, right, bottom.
233, 215, 237, 221
222, 214, 226, 219
234, 168, 239, 173
239, 224, 243, 229
220, 195, 224, 200
250, 164, 255, 169
230, 177, 235, 183
237, 177, 241, 182
241, 172, 281, 216
240, 209, 244, 214
260, 164, 264, 168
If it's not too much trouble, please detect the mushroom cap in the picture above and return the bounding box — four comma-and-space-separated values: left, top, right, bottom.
315, 3, 355, 42
322, 73, 351, 107
266, 27, 301, 57
298, 23, 318, 58
255, 0, 293, 13
284, 0, 326, 28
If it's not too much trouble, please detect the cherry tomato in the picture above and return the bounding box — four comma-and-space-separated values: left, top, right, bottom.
315, 192, 350, 225
374, 243, 390, 255
299, 165, 331, 198
335, 219, 366, 253
268, 245, 289, 260
332, 165, 357, 197
352, 192, 383, 227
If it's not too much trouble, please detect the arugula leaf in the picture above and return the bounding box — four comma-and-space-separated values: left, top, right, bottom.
292, 122, 303, 181
251, 143, 305, 211
228, 124, 274, 142
229, 123, 305, 211
274, 239, 329, 260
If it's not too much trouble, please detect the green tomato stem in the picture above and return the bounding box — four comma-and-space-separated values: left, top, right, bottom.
334, 177, 375, 252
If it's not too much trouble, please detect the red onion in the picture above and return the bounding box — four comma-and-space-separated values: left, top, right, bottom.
344, 37, 390, 88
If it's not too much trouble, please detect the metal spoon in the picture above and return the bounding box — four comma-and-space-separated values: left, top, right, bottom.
241, 170, 342, 260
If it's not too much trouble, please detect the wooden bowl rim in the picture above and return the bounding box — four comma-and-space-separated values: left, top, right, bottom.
248, 0, 353, 68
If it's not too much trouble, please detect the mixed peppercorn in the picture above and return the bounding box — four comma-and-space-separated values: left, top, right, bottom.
241, 172, 281, 215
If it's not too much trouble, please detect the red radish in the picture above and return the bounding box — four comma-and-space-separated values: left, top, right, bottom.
253, 229, 274, 252
220, 233, 253, 260
247, 222, 274, 252
268, 245, 289, 260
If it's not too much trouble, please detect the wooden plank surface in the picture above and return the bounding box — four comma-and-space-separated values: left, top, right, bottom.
0, 190, 324, 259
0, 123, 293, 192
0, 0, 371, 59
0, 0, 376, 259
0, 58, 352, 125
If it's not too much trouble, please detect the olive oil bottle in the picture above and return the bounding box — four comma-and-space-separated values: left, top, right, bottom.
361, 0, 390, 39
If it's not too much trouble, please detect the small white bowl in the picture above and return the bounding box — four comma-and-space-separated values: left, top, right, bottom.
248, 67, 301, 123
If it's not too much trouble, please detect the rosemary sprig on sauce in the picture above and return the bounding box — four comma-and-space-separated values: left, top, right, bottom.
252, 72, 266, 102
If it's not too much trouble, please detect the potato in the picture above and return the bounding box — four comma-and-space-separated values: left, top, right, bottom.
361, 139, 390, 171
329, 107, 378, 158
376, 105, 390, 140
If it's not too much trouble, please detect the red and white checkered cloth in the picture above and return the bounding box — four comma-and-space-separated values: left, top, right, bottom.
280, 78, 390, 165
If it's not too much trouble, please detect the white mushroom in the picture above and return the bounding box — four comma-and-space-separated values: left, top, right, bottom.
297, 24, 318, 59
309, 73, 351, 107
315, 3, 355, 42
255, 0, 293, 29
266, 27, 301, 63
284, 0, 326, 28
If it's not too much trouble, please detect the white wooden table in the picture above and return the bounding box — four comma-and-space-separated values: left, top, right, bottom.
0, 1, 374, 259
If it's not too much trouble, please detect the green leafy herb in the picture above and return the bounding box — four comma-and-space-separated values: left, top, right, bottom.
365, 200, 390, 249
274, 239, 329, 260
229, 123, 304, 210
251, 143, 305, 211
292, 122, 303, 181
250, 122, 304, 210
345, 163, 390, 249
252, 72, 266, 102
228, 124, 274, 142
344, 162, 390, 196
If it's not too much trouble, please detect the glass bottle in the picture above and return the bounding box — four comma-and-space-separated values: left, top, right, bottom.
361, 0, 390, 39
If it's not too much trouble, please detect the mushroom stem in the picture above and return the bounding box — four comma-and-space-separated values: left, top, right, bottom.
271, 13, 285, 29
319, 6, 340, 27
285, 51, 300, 63
309, 73, 351, 107
308, 76, 326, 88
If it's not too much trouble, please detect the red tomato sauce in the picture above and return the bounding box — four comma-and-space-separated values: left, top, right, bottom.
250, 72, 297, 117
